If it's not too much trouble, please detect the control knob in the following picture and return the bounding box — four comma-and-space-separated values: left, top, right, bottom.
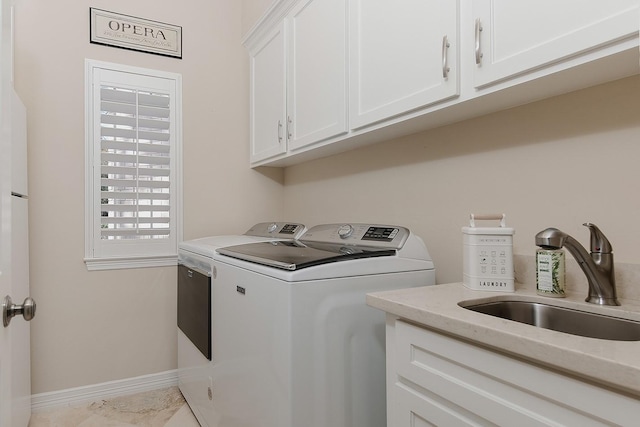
337, 224, 354, 239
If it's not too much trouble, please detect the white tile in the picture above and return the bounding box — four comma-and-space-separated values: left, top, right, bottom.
28, 386, 199, 427
164, 404, 200, 427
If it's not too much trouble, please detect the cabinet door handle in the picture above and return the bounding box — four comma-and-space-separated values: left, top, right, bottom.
475, 18, 483, 65
287, 116, 292, 141
442, 35, 450, 78
277, 120, 283, 143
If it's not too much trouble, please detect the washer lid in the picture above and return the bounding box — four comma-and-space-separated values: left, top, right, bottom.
217, 240, 396, 271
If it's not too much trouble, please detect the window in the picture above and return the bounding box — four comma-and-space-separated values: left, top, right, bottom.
85, 60, 182, 270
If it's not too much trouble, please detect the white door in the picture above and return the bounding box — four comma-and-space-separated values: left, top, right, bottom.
0, 108, 13, 427
0, 0, 11, 424
8, 194, 32, 427
472, 0, 639, 88
9, 89, 31, 427
1, 0, 33, 425
0, 150, 32, 427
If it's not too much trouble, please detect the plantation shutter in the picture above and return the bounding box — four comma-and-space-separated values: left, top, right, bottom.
99, 85, 172, 240
85, 61, 182, 269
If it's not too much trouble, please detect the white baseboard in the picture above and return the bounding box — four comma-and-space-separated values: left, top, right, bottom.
31, 369, 178, 413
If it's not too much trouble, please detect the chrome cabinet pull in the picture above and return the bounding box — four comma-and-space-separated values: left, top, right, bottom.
442, 35, 450, 78
475, 18, 483, 65
277, 120, 283, 143
3, 295, 36, 327
287, 116, 292, 140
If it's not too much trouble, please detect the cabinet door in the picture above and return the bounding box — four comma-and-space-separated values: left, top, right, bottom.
349, 0, 459, 130
249, 22, 287, 163
391, 320, 640, 426
287, 0, 348, 150
473, 0, 639, 88
392, 383, 478, 427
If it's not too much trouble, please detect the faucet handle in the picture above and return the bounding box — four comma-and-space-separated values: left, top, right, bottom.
583, 223, 612, 254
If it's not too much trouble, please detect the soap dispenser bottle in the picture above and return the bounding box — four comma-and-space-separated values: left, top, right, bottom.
536, 248, 566, 297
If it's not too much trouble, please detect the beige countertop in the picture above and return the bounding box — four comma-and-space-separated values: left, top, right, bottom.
367, 282, 640, 397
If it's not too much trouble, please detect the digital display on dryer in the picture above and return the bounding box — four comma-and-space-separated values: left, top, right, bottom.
280, 224, 299, 234
362, 227, 399, 242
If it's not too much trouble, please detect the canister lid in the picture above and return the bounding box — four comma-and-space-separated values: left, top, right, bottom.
462, 226, 514, 235
462, 213, 514, 235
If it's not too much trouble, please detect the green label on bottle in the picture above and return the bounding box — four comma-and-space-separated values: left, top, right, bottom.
536, 250, 565, 297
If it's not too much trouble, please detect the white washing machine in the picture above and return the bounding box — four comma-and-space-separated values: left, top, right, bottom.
212, 223, 435, 427
177, 222, 306, 427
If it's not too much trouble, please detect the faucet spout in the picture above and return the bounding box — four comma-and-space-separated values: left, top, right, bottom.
535, 224, 619, 306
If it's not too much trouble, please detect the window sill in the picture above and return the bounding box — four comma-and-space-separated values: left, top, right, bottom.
84, 255, 178, 271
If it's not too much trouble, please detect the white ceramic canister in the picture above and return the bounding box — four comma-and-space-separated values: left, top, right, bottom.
462, 214, 515, 292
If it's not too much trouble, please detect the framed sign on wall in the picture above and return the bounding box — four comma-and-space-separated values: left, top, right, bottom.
90, 8, 182, 59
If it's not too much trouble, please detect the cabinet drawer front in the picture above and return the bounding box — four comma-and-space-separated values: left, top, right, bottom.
393, 382, 492, 427
394, 320, 640, 426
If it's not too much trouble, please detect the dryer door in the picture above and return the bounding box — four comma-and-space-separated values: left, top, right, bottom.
177, 264, 211, 360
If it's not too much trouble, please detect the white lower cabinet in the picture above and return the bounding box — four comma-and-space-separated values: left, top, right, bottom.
388, 318, 640, 426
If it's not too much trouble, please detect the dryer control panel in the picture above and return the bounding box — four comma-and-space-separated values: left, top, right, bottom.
300, 223, 410, 248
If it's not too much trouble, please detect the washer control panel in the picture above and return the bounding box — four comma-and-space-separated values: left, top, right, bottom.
337, 224, 354, 239
362, 226, 400, 242
301, 224, 410, 248
245, 222, 306, 239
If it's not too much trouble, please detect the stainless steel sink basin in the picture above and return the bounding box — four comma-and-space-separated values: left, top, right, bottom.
460, 300, 640, 341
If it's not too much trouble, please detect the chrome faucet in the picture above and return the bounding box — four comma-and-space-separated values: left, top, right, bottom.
535, 223, 619, 306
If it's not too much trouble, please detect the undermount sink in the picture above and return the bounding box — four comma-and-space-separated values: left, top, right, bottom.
460, 300, 640, 341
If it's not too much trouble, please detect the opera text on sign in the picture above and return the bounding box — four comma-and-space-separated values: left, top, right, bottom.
90, 8, 182, 59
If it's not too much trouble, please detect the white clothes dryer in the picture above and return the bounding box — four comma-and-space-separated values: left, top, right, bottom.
177, 222, 306, 427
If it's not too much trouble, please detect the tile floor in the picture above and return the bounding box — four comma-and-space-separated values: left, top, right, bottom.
28, 386, 200, 427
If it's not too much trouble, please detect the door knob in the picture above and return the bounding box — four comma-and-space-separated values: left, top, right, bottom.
3, 295, 36, 327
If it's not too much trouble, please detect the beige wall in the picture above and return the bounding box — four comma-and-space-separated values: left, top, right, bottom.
241, 0, 276, 36
15, 0, 283, 394
15, 0, 640, 397
283, 76, 640, 284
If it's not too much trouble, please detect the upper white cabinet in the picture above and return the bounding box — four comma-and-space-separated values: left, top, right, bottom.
287, 0, 348, 150
472, 0, 639, 88
249, 22, 287, 164
244, 0, 639, 167
247, 0, 347, 164
349, 0, 459, 129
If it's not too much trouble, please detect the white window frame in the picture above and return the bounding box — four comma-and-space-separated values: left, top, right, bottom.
84, 59, 183, 270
